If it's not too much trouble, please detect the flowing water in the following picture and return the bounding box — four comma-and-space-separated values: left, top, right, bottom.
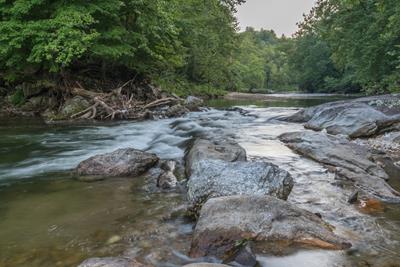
0, 94, 399, 267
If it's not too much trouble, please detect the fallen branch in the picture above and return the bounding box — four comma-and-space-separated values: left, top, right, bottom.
143, 97, 178, 110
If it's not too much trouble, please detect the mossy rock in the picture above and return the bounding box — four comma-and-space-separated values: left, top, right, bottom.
60, 96, 90, 118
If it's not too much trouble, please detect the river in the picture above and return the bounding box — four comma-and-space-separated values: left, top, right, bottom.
0, 94, 399, 267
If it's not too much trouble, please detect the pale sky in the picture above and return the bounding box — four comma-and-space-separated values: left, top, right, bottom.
236, 0, 316, 36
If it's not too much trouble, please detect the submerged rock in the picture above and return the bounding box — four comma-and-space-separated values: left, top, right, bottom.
190, 195, 351, 260
279, 131, 400, 202
283, 94, 400, 138
187, 159, 293, 210
76, 148, 159, 177
157, 160, 178, 189
77, 257, 147, 267
185, 138, 247, 176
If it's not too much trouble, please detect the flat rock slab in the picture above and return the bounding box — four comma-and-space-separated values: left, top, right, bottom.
78, 257, 147, 267
76, 148, 159, 177
279, 131, 400, 202
187, 159, 293, 210
185, 138, 247, 176
283, 94, 400, 138
190, 195, 351, 260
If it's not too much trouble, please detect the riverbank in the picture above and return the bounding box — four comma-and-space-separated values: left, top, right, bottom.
0, 81, 205, 123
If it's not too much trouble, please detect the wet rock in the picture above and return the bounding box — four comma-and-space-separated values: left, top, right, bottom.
185, 96, 204, 111
185, 138, 246, 176
226, 244, 258, 267
283, 94, 400, 138
76, 148, 159, 177
187, 159, 293, 211
157, 160, 178, 189
165, 104, 189, 118
279, 131, 400, 202
347, 191, 359, 204
190, 195, 351, 260
61, 96, 90, 118
77, 257, 147, 267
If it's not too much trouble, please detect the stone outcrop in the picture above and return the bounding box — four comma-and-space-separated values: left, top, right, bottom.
190, 195, 351, 260
283, 94, 400, 138
76, 148, 159, 178
279, 131, 400, 202
187, 159, 293, 209
185, 138, 247, 176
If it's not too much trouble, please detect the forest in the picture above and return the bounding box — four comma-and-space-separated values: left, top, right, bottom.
0, 0, 399, 102
1, 1, 400, 266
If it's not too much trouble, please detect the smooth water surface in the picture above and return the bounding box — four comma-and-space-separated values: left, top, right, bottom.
0, 94, 399, 267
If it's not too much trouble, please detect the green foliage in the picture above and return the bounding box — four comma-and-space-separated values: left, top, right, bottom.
9, 87, 24, 106
1, 0, 398, 96
0, 0, 184, 80
231, 28, 297, 92
298, 0, 400, 93
0, 0, 243, 96
155, 76, 226, 98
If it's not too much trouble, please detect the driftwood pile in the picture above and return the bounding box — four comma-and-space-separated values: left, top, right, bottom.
69, 80, 182, 120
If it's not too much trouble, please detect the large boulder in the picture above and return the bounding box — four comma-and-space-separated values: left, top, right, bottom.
187, 159, 293, 211
78, 257, 147, 267
76, 148, 159, 177
190, 195, 351, 260
283, 94, 400, 138
279, 131, 400, 202
185, 138, 246, 176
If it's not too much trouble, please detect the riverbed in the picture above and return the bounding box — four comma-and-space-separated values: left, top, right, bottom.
0, 94, 399, 267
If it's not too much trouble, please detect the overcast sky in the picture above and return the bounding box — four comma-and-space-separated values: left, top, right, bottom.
236, 0, 316, 36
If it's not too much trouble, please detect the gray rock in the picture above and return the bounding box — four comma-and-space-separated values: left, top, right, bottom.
185, 96, 204, 111
61, 96, 90, 117
188, 159, 293, 210
279, 131, 400, 202
77, 257, 146, 267
190, 195, 351, 260
76, 148, 159, 177
165, 104, 189, 118
183, 264, 230, 267
157, 160, 178, 189
283, 94, 400, 138
185, 138, 246, 176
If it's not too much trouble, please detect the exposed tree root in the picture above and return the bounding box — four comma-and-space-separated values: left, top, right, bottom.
69, 81, 181, 121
